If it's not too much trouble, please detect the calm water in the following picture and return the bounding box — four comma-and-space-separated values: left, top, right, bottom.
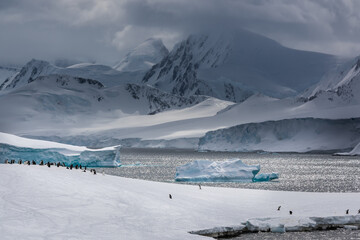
98, 148, 360, 239
99, 148, 360, 192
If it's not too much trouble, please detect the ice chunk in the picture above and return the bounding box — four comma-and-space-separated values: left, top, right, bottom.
175, 159, 261, 182
0, 132, 120, 167
253, 172, 279, 182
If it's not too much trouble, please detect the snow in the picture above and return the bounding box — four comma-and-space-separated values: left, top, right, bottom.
143, 30, 336, 102
191, 215, 360, 237
0, 132, 120, 166
198, 118, 360, 152
336, 142, 360, 156
175, 159, 278, 182
113, 38, 168, 72
1, 165, 360, 239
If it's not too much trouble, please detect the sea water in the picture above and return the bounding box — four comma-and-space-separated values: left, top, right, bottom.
99, 148, 360, 192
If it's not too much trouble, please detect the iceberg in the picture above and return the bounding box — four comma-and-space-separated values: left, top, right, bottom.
175, 159, 278, 182
253, 172, 279, 182
0, 132, 120, 167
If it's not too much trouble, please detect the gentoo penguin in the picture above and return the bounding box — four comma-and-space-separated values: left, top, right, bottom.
277, 206, 281, 211
346, 209, 349, 215
32, 160, 36, 165
289, 211, 293, 215
4, 159, 8, 164
18, 160, 22, 164
40, 160, 44, 166
93, 169, 97, 175
169, 194, 172, 199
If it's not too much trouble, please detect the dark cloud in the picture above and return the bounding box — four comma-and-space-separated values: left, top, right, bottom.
0, 0, 360, 66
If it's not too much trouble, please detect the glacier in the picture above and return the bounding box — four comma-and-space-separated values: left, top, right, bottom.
198, 118, 360, 153
0, 132, 120, 167
174, 159, 278, 182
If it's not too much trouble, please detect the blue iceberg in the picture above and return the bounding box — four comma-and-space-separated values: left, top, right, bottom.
175, 159, 278, 182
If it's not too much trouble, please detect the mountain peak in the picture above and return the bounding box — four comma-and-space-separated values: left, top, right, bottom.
113, 38, 169, 72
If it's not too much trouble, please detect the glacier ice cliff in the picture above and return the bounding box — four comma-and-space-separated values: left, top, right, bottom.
0, 132, 120, 167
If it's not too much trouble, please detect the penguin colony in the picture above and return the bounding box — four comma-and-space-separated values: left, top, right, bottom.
3, 159, 98, 175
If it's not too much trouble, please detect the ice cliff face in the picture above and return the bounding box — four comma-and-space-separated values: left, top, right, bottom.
0, 132, 120, 167
114, 38, 169, 72
143, 30, 336, 102
198, 118, 360, 152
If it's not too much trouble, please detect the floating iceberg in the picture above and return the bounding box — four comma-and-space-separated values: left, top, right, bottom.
175, 159, 278, 182
253, 172, 279, 182
0, 132, 120, 167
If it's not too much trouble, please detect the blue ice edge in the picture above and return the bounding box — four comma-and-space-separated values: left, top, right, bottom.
0, 143, 121, 167
174, 159, 279, 183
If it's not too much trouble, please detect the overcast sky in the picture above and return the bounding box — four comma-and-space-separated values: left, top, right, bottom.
1, 0, 360, 66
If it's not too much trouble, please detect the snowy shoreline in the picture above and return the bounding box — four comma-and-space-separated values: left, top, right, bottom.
1, 164, 360, 239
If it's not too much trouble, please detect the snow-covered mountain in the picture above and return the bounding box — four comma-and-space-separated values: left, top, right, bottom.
300, 56, 360, 107
0, 74, 207, 135
113, 38, 168, 72
143, 30, 337, 102
1, 59, 138, 90
0, 66, 19, 90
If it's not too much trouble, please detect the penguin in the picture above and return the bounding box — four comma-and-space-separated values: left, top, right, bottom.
84, 166, 87, 171
289, 211, 293, 215
198, 184, 201, 190
358, 209, 360, 214
40, 160, 44, 166
83, 170, 86, 172
90, 169, 93, 173
93, 169, 97, 175
66, 167, 69, 169
70, 164, 73, 170
19, 160, 22, 164
79, 165, 82, 170
277, 206, 281, 211
75, 165, 78, 170
169, 194, 172, 199
32, 160, 36, 165
346, 209, 349, 215
4, 159, 8, 164
47, 162, 50, 168
62, 163, 65, 167
56, 162, 60, 167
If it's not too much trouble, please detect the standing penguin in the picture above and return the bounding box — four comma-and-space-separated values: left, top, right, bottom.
40, 160, 44, 166
346, 209, 349, 215
18, 160, 22, 164
32, 160, 36, 165
277, 206, 281, 211
169, 194, 172, 199
289, 211, 293, 215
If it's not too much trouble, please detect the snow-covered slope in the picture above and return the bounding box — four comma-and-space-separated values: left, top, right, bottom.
0, 66, 20, 90
1, 164, 360, 239
143, 30, 337, 102
2, 59, 143, 90
0, 74, 208, 134
113, 38, 168, 72
198, 118, 360, 152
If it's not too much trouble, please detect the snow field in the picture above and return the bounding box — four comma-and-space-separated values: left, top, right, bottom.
1, 164, 360, 239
